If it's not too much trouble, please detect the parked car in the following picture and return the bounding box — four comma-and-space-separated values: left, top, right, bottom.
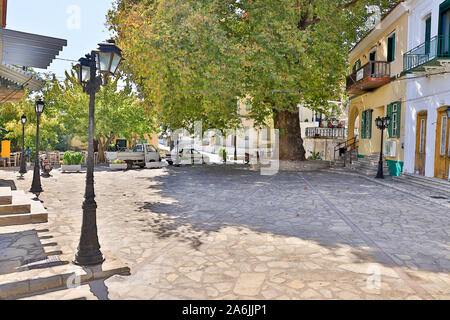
165, 148, 210, 165
117, 143, 161, 169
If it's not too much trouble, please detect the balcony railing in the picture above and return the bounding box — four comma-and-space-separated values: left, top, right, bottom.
403, 35, 450, 72
346, 61, 391, 94
305, 127, 348, 139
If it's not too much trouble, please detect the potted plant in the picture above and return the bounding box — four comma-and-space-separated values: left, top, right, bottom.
61, 151, 84, 173
110, 159, 128, 171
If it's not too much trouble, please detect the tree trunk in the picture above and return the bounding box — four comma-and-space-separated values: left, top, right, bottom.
273, 108, 306, 161
97, 135, 114, 163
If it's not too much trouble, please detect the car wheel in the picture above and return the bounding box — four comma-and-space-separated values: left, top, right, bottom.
167, 161, 173, 166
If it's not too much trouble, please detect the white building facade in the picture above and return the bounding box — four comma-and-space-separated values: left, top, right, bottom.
403, 0, 450, 180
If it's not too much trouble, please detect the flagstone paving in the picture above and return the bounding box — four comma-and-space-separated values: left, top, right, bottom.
1, 164, 449, 300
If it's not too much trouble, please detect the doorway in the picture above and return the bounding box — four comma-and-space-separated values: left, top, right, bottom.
434, 107, 450, 179
415, 111, 427, 175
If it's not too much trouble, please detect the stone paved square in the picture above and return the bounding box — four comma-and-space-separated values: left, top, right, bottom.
1, 165, 449, 300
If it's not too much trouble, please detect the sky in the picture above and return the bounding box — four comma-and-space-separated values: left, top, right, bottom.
6, 0, 116, 79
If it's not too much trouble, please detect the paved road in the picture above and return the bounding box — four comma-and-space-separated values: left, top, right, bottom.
2, 164, 449, 300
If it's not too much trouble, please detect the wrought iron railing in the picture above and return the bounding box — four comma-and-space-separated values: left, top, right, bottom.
403, 35, 450, 72
346, 61, 391, 90
305, 127, 348, 138
333, 136, 359, 167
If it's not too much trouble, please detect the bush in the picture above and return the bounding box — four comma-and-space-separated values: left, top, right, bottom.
63, 151, 85, 165
218, 148, 227, 162
112, 159, 125, 164
307, 152, 322, 160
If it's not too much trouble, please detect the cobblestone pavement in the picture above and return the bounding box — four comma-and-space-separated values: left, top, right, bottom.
1, 164, 449, 300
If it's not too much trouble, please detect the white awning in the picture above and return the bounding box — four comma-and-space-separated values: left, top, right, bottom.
0, 63, 46, 91
0, 28, 67, 69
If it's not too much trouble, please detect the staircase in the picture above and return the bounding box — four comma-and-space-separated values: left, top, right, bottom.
331, 136, 391, 177
0, 187, 48, 227
393, 173, 450, 197
351, 153, 391, 177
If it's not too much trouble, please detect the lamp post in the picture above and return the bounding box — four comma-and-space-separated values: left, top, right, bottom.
73, 40, 123, 266
19, 114, 27, 178
30, 100, 45, 197
374, 115, 391, 179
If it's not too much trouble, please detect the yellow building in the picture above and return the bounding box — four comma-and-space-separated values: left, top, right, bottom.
347, 2, 408, 176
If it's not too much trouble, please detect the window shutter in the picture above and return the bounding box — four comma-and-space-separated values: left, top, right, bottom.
361, 111, 365, 139
387, 103, 393, 138
368, 110, 373, 139
392, 33, 396, 61
395, 101, 401, 139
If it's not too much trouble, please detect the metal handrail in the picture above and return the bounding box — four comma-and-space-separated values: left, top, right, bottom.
334, 136, 359, 166
346, 61, 391, 89
403, 35, 450, 71
305, 127, 348, 138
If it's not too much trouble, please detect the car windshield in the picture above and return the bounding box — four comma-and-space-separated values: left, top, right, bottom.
146, 145, 157, 153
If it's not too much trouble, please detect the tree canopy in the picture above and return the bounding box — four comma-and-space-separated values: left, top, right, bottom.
0, 69, 156, 160
107, 0, 399, 159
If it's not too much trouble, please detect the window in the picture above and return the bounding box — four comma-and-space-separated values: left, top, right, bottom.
352, 59, 361, 73
245, 102, 251, 112
146, 145, 157, 153
361, 110, 373, 139
440, 116, 447, 155
387, 33, 396, 62
425, 17, 432, 54
387, 102, 401, 138
419, 119, 425, 153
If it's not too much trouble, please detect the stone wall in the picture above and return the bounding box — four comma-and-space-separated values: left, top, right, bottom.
303, 138, 347, 161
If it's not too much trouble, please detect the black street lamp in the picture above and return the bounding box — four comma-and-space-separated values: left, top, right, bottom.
19, 114, 27, 178
30, 100, 45, 197
374, 115, 391, 179
73, 40, 123, 266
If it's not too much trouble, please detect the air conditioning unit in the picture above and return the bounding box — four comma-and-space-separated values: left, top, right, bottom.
384, 140, 397, 157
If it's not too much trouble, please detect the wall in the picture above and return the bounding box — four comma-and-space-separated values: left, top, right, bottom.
403, 0, 450, 177
347, 11, 408, 175
303, 138, 347, 161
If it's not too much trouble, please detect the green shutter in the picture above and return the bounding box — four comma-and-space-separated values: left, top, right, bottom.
387, 103, 393, 138
367, 110, 372, 139
425, 18, 432, 54
395, 101, 401, 139
361, 111, 366, 139
392, 33, 396, 61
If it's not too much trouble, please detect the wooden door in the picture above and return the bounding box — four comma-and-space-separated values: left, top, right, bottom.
415, 112, 427, 175
435, 108, 450, 179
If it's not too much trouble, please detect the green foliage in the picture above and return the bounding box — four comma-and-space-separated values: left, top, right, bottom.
112, 159, 125, 164
307, 152, 322, 160
0, 69, 156, 154
218, 147, 227, 162
108, 0, 399, 134
62, 151, 84, 165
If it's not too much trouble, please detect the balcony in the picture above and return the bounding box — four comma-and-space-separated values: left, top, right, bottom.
403, 36, 450, 73
346, 61, 391, 95
305, 127, 348, 139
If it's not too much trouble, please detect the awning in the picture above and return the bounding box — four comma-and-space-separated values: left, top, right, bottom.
0, 28, 67, 69
0, 63, 45, 91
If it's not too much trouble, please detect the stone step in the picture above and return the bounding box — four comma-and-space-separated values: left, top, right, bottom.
0, 187, 12, 205
0, 194, 47, 227
395, 174, 450, 195
0, 196, 31, 216
0, 252, 130, 300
